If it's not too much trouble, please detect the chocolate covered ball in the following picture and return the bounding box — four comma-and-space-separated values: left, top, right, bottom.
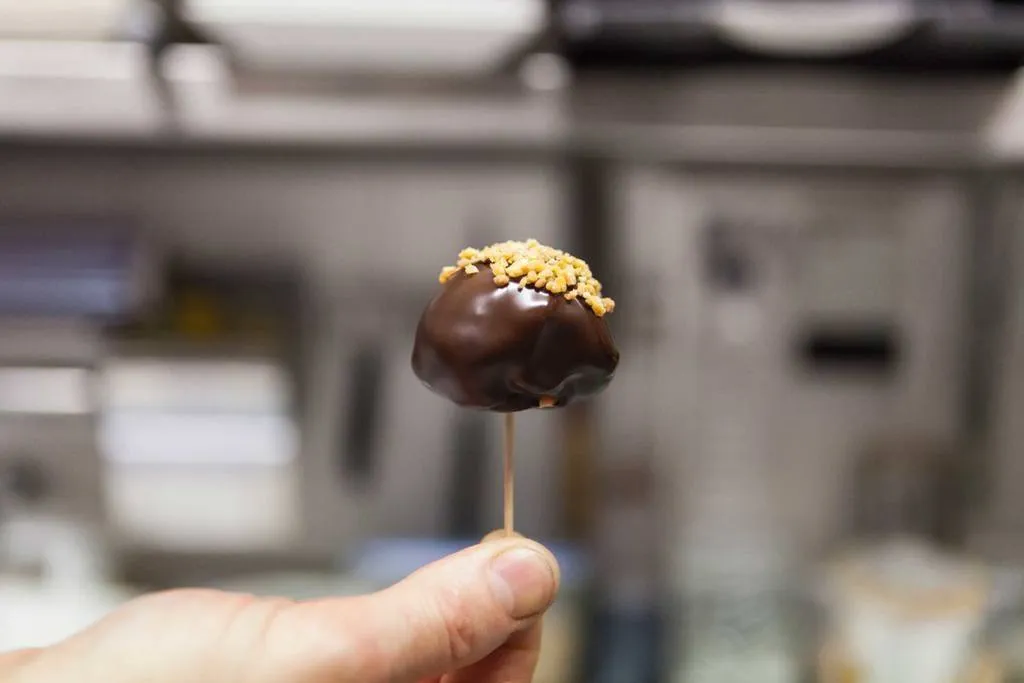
412, 240, 619, 412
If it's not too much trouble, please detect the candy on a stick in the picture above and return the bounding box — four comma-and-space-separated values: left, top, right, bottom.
412, 239, 619, 534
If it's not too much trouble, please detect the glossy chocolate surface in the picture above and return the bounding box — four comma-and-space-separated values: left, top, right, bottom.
412, 265, 619, 412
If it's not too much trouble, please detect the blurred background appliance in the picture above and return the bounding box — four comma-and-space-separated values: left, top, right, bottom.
554, 0, 1024, 70
97, 264, 304, 555
613, 161, 972, 681
0, 224, 156, 540
619, 165, 969, 566
182, 0, 547, 77
813, 435, 1020, 683
0, 157, 573, 570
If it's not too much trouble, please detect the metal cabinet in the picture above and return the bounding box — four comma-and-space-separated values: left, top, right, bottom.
613, 166, 970, 568
613, 165, 972, 683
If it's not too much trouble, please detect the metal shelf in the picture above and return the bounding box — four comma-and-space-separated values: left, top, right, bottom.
0, 40, 1021, 170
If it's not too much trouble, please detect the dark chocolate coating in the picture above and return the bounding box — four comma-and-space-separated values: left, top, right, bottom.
412, 265, 619, 412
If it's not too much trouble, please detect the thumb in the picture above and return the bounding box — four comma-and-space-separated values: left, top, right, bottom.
338, 537, 559, 682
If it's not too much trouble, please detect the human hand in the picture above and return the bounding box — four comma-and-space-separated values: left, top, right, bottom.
1, 532, 559, 683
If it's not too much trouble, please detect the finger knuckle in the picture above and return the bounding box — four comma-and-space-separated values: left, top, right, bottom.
434, 588, 479, 664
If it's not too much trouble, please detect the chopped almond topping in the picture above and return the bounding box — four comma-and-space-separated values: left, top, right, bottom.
438, 239, 616, 317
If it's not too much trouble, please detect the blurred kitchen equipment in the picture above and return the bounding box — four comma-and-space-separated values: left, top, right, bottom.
679, 217, 803, 683
817, 540, 1017, 683
99, 265, 304, 554
614, 165, 969, 682
816, 434, 1021, 683
0, 225, 152, 542
98, 356, 297, 467
617, 175, 804, 683
555, 0, 1024, 69
618, 166, 970, 572
183, 0, 546, 77
98, 354, 301, 553
105, 161, 574, 558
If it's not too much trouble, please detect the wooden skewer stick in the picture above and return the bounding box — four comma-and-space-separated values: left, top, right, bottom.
503, 412, 515, 535
503, 397, 554, 536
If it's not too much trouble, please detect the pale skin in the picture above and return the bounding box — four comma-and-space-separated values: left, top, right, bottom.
0, 532, 560, 683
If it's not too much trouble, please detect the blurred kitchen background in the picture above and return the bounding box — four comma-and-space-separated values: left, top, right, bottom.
7, 0, 1024, 682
